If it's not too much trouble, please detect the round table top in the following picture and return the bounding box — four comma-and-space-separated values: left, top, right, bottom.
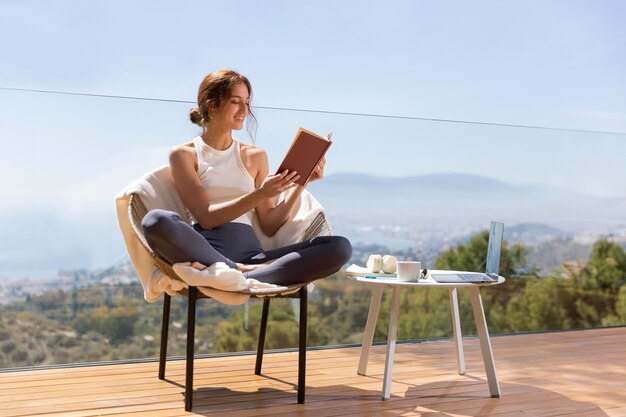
346, 269, 506, 287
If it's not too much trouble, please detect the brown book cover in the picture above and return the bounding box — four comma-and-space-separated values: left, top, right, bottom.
276, 127, 332, 186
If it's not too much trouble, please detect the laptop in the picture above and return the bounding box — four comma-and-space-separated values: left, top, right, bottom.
430, 221, 504, 284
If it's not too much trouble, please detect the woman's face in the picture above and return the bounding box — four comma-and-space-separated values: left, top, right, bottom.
213, 82, 249, 130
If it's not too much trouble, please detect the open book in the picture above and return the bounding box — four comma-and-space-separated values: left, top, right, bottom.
276, 128, 332, 186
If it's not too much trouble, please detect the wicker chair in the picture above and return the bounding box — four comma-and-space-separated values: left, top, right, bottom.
128, 193, 333, 411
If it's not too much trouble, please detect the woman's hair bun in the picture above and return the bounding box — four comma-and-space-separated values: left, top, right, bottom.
189, 107, 204, 125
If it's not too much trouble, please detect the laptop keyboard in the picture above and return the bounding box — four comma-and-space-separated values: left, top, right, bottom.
431, 273, 498, 283
457, 273, 491, 281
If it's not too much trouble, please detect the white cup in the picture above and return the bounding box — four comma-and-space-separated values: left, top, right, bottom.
397, 261, 421, 282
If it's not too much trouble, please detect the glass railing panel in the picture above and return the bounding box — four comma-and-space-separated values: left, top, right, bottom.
1, 90, 625, 369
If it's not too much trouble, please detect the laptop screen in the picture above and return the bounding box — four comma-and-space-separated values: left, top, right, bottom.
486, 221, 504, 275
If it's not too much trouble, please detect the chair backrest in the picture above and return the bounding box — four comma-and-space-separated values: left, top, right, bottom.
128, 193, 182, 281
486, 221, 504, 275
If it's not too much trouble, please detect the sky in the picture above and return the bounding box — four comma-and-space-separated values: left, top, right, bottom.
1, 1, 625, 196
0, 0, 625, 274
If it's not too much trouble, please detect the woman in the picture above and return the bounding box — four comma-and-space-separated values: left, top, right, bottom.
142, 69, 352, 286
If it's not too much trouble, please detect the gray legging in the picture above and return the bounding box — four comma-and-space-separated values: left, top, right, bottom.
141, 209, 352, 286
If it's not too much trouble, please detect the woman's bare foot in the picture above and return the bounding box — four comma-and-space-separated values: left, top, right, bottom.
236, 263, 269, 272
190, 261, 208, 270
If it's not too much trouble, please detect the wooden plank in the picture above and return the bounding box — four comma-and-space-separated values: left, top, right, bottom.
0, 327, 624, 417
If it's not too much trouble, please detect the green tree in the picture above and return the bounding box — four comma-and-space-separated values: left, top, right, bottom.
616, 286, 626, 324
504, 279, 573, 331
574, 240, 626, 293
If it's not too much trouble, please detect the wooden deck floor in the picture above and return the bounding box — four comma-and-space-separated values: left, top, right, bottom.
1, 327, 625, 417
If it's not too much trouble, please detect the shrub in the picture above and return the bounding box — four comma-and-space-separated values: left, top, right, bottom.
10, 348, 28, 363
0, 329, 10, 342
1, 340, 16, 355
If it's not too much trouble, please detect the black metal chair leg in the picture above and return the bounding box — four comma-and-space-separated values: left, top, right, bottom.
185, 286, 198, 412
158, 293, 171, 380
255, 298, 271, 375
298, 287, 307, 404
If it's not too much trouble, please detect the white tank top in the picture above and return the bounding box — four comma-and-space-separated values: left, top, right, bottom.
192, 136, 256, 226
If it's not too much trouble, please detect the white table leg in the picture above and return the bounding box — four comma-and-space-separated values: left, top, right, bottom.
358, 285, 384, 375
382, 285, 402, 400
470, 287, 501, 397
449, 287, 465, 374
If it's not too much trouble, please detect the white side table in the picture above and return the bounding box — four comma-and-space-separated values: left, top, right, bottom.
348, 271, 505, 400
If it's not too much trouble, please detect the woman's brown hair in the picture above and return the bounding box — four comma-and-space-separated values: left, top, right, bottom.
189, 69, 257, 140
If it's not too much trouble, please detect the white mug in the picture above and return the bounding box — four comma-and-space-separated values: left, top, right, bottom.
397, 261, 421, 282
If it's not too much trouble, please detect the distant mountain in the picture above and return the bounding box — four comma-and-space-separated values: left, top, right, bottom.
316, 172, 594, 199
324, 172, 511, 189
308, 172, 625, 232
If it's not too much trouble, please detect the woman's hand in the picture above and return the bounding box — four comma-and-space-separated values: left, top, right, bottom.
258, 170, 300, 199
306, 157, 326, 184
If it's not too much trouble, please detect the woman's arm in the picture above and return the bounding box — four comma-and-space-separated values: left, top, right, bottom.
250, 149, 307, 237
169, 144, 297, 229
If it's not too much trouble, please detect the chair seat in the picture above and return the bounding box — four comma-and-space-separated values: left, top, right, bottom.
127, 193, 330, 299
